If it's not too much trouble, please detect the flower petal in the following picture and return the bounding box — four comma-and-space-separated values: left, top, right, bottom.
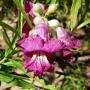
22, 22, 31, 35
56, 27, 82, 50
23, 53, 54, 76
16, 35, 44, 52
34, 23, 49, 41
43, 39, 65, 53
24, 1, 33, 13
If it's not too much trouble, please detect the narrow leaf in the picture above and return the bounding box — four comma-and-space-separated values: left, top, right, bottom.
77, 19, 90, 29
0, 22, 19, 36
0, 74, 13, 83
70, 0, 81, 31
17, 79, 34, 89
2, 29, 13, 50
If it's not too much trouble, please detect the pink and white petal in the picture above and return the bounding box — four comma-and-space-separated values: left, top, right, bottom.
34, 23, 49, 41
56, 27, 72, 46
24, 54, 54, 76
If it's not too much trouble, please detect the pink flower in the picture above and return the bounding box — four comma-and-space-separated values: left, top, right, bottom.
56, 27, 82, 50
17, 23, 64, 76
56, 27, 82, 64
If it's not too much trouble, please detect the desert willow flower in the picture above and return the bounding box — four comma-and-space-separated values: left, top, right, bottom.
17, 23, 64, 76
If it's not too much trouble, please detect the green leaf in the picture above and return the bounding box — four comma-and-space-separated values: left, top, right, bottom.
2, 29, 13, 50
47, 85, 56, 90
11, 34, 18, 48
70, 0, 81, 31
16, 79, 34, 89
12, 60, 26, 73
0, 74, 14, 83
3, 60, 26, 73
5, 48, 12, 57
77, 18, 90, 29
0, 22, 19, 36
79, 0, 90, 24
47, 0, 51, 4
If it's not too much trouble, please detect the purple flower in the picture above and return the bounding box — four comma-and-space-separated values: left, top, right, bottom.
17, 23, 64, 76
17, 35, 64, 76
56, 27, 82, 50
56, 27, 82, 65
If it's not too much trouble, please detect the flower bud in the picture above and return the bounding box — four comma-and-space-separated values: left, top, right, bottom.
48, 19, 60, 28
33, 16, 48, 25
46, 4, 58, 15
33, 3, 44, 16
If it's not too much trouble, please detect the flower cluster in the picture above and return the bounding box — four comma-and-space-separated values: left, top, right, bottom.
16, 1, 82, 76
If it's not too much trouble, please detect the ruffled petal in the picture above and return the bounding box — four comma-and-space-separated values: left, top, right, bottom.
23, 53, 54, 76
56, 27, 72, 46
43, 39, 65, 53
56, 27, 82, 50
16, 35, 44, 52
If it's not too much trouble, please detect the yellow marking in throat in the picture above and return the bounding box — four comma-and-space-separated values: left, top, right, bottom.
32, 54, 37, 60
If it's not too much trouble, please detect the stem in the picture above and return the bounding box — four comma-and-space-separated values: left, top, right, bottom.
0, 58, 7, 64
13, 0, 33, 28
18, 0, 23, 36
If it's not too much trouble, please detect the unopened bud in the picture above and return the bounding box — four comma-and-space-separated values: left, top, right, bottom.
46, 4, 58, 15
48, 19, 60, 28
33, 16, 48, 25
33, 3, 44, 16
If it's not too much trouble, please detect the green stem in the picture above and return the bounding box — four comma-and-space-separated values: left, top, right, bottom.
0, 58, 7, 64
18, 0, 23, 36
13, 0, 32, 29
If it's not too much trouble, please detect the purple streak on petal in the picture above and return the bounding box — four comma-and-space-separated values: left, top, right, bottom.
24, 1, 33, 13
24, 1, 34, 20
22, 22, 31, 35
34, 23, 49, 41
